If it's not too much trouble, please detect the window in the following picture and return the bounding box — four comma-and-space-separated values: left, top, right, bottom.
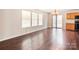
52, 15, 56, 27
52, 15, 63, 28
38, 13, 43, 25
32, 12, 38, 26
57, 15, 62, 28
22, 10, 31, 28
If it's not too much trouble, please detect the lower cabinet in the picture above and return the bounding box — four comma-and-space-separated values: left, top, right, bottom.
66, 23, 75, 30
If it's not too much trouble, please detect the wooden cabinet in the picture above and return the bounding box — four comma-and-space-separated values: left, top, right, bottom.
66, 23, 75, 30
66, 13, 75, 31
66, 13, 75, 20
70, 13, 75, 19
66, 13, 71, 19
66, 12, 79, 31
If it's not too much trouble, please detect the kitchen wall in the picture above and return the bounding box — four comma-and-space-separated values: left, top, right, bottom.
0, 9, 49, 41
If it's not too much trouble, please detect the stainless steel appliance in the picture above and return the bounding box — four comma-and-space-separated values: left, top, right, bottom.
75, 16, 79, 31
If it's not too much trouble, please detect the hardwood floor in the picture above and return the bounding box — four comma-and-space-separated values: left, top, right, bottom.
0, 28, 79, 50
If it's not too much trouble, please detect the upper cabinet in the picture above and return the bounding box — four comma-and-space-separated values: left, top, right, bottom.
66, 13, 71, 19
66, 13, 75, 20
66, 12, 79, 20
70, 13, 75, 19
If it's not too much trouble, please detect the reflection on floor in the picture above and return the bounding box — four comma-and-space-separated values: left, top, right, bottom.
0, 28, 79, 50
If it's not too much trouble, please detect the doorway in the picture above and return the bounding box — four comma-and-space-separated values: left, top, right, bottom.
52, 15, 63, 29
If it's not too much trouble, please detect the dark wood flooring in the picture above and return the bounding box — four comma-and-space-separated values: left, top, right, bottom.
0, 28, 79, 50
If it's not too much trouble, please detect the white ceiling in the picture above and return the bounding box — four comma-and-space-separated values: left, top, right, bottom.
40, 9, 67, 13
39, 9, 79, 14
40, 9, 54, 12
40, 9, 72, 13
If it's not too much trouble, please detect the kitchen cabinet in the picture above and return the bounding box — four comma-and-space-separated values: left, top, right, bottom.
66, 13, 76, 31
66, 13, 75, 20
66, 23, 75, 30
70, 13, 75, 19
66, 13, 71, 19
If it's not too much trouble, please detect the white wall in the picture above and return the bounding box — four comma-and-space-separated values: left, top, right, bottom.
0, 10, 4, 39
0, 9, 48, 41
